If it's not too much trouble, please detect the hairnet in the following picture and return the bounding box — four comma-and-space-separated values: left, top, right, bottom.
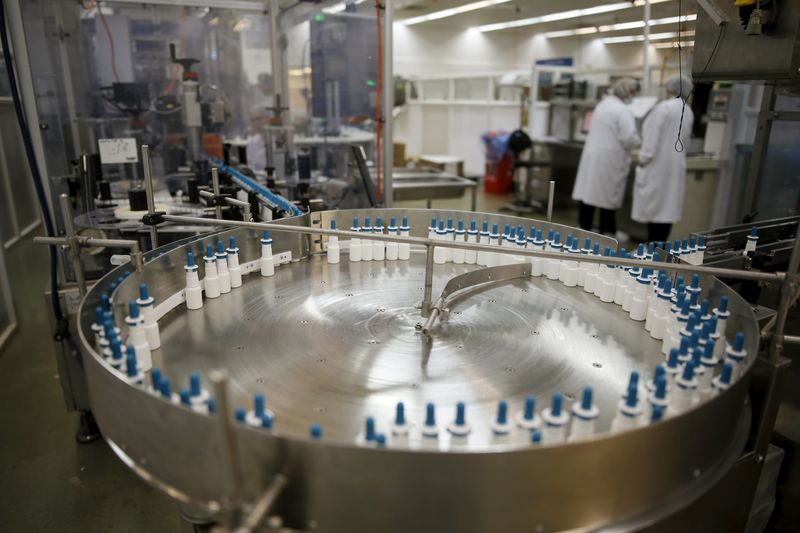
611, 78, 639, 100
665, 74, 693, 99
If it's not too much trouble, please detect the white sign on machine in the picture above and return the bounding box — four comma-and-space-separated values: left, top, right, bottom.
98, 138, 139, 164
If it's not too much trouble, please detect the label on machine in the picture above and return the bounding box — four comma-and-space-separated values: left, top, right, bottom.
98, 138, 139, 164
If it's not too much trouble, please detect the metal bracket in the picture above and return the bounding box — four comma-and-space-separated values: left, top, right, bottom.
697, 0, 731, 26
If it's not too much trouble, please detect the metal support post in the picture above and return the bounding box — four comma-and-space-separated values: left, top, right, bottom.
547, 180, 555, 222
210, 370, 243, 526
59, 194, 87, 297
141, 145, 159, 249
211, 167, 223, 220
768, 218, 800, 360
421, 245, 434, 317
382, 0, 394, 207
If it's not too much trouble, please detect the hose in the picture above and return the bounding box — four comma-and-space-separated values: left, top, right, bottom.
0, 0, 65, 324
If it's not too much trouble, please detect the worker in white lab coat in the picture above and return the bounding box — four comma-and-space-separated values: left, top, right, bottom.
572, 78, 641, 236
632, 75, 694, 243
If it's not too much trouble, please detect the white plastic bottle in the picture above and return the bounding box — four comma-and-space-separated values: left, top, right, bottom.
453, 220, 466, 264
215, 240, 231, 294
260, 231, 275, 277
349, 216, 362, 262
327, 219, 340, 264
465, 220, 478, 265
373, 217, 385, 261
398, 216, 411, 260
386, 217, 399, 261
203, 244, 221, 298
136, 283, 160, 350
433, 221, 447, 264
361, 216, 374, 261
184, 251, 203, 310
227, 236, 242, 288
477, 221, 490, 266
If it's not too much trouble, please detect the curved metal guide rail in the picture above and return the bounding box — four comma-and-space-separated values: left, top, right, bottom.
77, 208, 761, 532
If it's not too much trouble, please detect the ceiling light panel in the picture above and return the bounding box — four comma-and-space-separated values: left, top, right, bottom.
402, 0, 512, 26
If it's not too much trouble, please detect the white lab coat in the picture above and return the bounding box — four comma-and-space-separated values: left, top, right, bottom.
572, 95, 641, 210
246, 134, 266, 172
632, 98, 694, 224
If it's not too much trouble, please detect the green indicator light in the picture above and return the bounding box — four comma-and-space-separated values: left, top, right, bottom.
314, 13, 325, 22
366, 79, 376, 87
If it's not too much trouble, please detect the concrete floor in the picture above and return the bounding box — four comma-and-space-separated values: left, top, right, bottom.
0, 191, 659, 530
0, 234, 186, 532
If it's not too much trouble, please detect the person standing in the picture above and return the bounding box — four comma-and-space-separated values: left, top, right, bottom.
632, 75, 694, 243
572, 78, 641, 236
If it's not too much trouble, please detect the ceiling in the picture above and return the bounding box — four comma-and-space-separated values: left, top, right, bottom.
392, 0, 696, 36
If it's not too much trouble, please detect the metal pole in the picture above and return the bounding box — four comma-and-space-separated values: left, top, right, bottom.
34, 236, 144, 272
233, 474, 288, 533
382, 0, 394, 207
159, 213, 786, 283
211, 167, 223, 220
141, 145, 159, 249
209, 370, 243, 524
642, 0, 651, 93
421, 245, 435, 317
769, 219, 800, 360
59, 194, 87, 297
547, 180, 555, 222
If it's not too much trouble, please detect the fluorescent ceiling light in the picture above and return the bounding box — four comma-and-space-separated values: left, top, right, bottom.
476, 0, 671, 32
403, 0, 512, 26
652, 40, 694, 49
602, 30, 695, 44
543, 14, 697, 39
324, 0, 368, 14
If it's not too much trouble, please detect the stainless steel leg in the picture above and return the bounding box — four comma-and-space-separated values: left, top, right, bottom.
769, 218, 800, 360
470, 186, 477, 212
547, 180, 555, 222
426, 199, 432, 209
210, 370, 243, 525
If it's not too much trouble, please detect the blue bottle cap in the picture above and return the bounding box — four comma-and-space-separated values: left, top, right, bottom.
128, 301, 140, 319
653, 365, 665, 382
375, 216, 383, 228
151, 368, 162, 389
654, 376, 667, 399
717, 295, 728, 313
581, 387, 593, 410
538, 229, 544, 241
262, 230, 271, 241
704, 339, 716, 358
110, 338, 122, 360
750, 226, 758, 237
447, 218, 453, 230
395, 402, 406, 426
496, 400, 508, 425
207, 398, 216, 414
681, 361, 696, 381
100, 293, 110, 311
547, 229, 554, 241
353, 216, 360, 228
663, 278, 673, 293
261, 415, 273, 430
390, 217, 397, 227
254, 393, 265, 416
647, 242, 655, 255
625, 384, 638, 407
503, 223, 510, 235
365, 416, 376, 441
603, 246, 611, 257
572, 241, 579, 251
708, 314, 718, 331
95, 306, 104, 325
667, 348, 680, 368
732, 332, 745, 352
425, 402, 436, 426
189, 373, 201, 396
491, 223, 499, 234
651, 404, 665, 422
553, 232, 561, 245
584, 237, 591, 249
455, 402, 466, 426
310, 423, 322, 439
566, 234, 573, 248
593, 243, 600, 254
138, 283, 150, 301
217, 240, 226, 254
457, 220, 464, 231
665, 241, 672, 252
104, 319, 116, 339
531, 429, 542, 444
234, 407, 246, 422
186, 251, 196, 267
229, 236, 238, 249
637, 243, 644, 256
690, 273, 700, 288
159, 375, 171, 397
180, 389, 191, 406
482, 220, 489, 232
720, 363, 733, 385
679, 336, 690, 356
469, 220, 477, 231
653, 251, 660, 262
628, 371, 640, 389
126, 348, 138, 378
430, 217, 436, 228
401, 216, 409, 228
551, 392, 562, 417
699, 235, 706, 246
523, 395, 536, 420
375, 434, 386, 447
363, 216, 371, 227
509, 227, 517, 239
438, 220, 445, 231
